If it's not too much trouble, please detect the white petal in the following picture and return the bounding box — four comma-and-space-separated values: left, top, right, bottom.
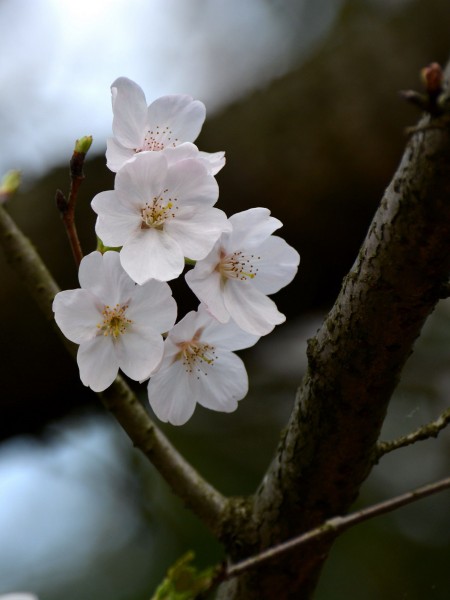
116, 327, 164, 381
197, 150, 226, 175
77, 336, 119, 392
111, 77, 147, 148
195, 350, 248, 412
147, 95, 205, 144
252, 235, 300, 294
164, 310, 198, 345
163, 142, 199, 166
53, 289, 100, 344
165, 158, 218, 207
148, 361, 197, 425
78, 251, 106, 293
106, 137, 134, 172
127, 280, 177, 333
120, 229, 185, 283
166, 206, 228, 260
185, 267, 229, 323
101, 250, 137, 306
227, 208, 282, 251
115, 152, 168, 207
92, 191, 141, 247
197, 307, 260, 351
223, 280, 285, 336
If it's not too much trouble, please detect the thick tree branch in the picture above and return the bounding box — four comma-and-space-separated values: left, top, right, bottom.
376, 406, 450, 458
218, 63, 450, 599
0, 203, 229, 536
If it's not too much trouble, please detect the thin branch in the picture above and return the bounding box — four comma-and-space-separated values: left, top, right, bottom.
220, 475, 450, 583
56, 137, 92, 266
376, 407, 450, 458
0, 202, 229, 535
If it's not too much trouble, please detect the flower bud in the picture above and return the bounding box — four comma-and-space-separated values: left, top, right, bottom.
74, 135, 93, 155
0, 169, 21, 201
420, 62, 443, 96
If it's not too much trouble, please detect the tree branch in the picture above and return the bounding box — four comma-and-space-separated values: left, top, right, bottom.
0, 202, 229, 536
221, 475, 450, 583
376, 407, 450, 458
217, 62, 450, 599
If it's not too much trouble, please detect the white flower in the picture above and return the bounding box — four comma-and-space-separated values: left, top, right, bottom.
53, 251, 177, 392
147, 307, 259, 426
106, 76, 225, 175
92, 152, 230, 284
185, 208, 300, 336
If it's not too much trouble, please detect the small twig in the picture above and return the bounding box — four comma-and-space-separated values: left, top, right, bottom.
376, 407, 450, 459
56, 136, 92, 266
213, 475, 450, 586
0, 202, 229, 536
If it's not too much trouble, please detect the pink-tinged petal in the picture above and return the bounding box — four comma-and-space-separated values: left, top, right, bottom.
197, 308, 260, 351
165, 158, 218, 206
127, 280, 177, 333
197, 150, 226, 175
101, 250, 137, 305
115, 152, 168, 206
77, 336, 119, 392
78, 251, 106, 293
53, 289, 100, 344
188, 239, 222, 278
251, 235, 300, 295
148, 361, 197, 425
111, 77, 147, 148
93, 192, 142, 248
147, 95, 206, 144
195, 350, 248, 412
106, 137, 134, 172
166, 206, 228, 260
120, 229, 185, 283
163, 142, 199, 166
223, 280, 285, 336
227, 208, 282, 251
165, 311, 198, 346
185, 268, 229, 323
164, 144, 226, 176
116, 327, 164, 381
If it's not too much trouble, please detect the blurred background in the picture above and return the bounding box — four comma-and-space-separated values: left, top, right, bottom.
1, 0, 450, 598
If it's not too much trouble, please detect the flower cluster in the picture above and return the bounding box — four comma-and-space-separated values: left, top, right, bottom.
53, 78, 300, 425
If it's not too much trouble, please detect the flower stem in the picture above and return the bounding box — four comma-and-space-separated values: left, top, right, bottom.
56, 142, 91, 266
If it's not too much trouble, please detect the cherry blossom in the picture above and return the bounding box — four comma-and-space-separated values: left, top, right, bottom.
185, 208, 300, 336
106, 77, 225, 175
92, 152, 230, 284
147, 307, 259, 426
53, 251, 177, 392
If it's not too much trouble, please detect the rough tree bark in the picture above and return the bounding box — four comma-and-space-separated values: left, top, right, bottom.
216, 68, 450, 598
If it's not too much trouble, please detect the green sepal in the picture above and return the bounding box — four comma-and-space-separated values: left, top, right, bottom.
96, 237, 122, 254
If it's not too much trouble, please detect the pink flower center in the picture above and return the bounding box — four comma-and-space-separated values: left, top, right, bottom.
97, 303, 132, 338
140, 125, 179, 152
218, 249, 259, 281
176, 330, 217, 378
141, 192, 178, 229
